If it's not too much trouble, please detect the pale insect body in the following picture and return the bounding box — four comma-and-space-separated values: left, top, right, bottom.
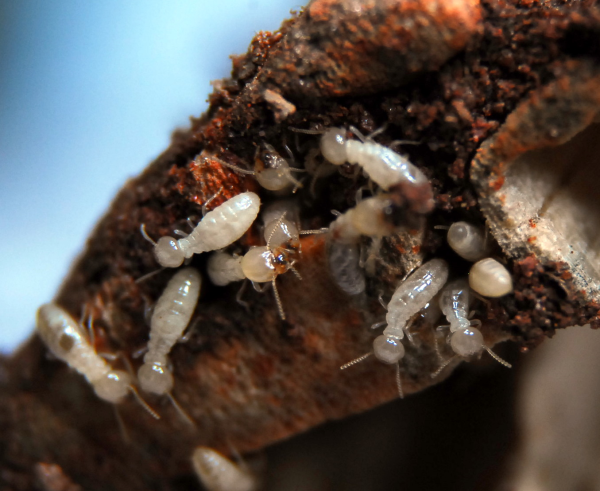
191, 447, 258, 491
447, 221, 488, 262
435, 279, 512, 371
36, 304, 158, 420
145, 192, 261, 268
341, 258, 449, 397
36, 303, 131, 403
207, 210, 317, 319
203, 145, 305, 192
138, 268, 201, 395
326, 194, 407, 296
320, 127, 429, 189
469, 257, 513, 298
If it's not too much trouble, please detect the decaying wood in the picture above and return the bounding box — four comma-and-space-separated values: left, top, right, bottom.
2, 0, 600, 489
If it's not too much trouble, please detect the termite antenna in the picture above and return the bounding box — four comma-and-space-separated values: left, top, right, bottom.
396, 363, 404, 399
113, 406, 131, 444
202, 186, 225, 216
287, 126, 325, 135
140, 223, 157, 245
299, 228, 328, 235
167, 392, 196, 427
340, 352, 372, 370
128, 386, 160, 420
135, 267, 166, 284
484, 347, 512, 368
271, 279, 286, 321
209, 155, 256, 175
431, 356, 456, 378
288, 264, 302, 281
371, 321, 387, 330
266, 212, 287, 250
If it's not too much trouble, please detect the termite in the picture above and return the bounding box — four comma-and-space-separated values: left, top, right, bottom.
469, 258, 513, 298
137, 267, 201, 424
433, 279, 512, 376
207, 210, 322, 320
294, 125, 434, 213
36, 303, 158, 418
326, 193, 417, 295
341, 258, 449, 397
141, 191, 261, 268
191, 447, 258, 491
202, 143, 305, 192
446, 221, 489, 262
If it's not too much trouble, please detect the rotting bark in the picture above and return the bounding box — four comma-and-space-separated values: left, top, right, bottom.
2, 0, 600, 489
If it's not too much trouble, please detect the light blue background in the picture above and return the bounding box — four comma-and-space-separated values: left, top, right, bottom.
0, 1, 303, 353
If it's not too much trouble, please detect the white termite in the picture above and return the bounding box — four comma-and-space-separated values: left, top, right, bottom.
326, 194, 408, 295
137, 267, 201, 424
328, 194, 406, 245
446, 221, 489, 262
469, 258, 513, 297
141, 191, 261, 268
433, 279, 512, 376
207, 211, 322, 320
202, 145, 305, 192
320, 126, 430, 191
341, 258, 449, 397
191, 447, 258, 491
36, 303, 159, 418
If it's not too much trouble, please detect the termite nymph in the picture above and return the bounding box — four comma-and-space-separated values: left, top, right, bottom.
137, 267, 201, 424
141, 191, 261, 268
191, 446, 258, 491
433, 279, 512, 375
207, 211, 322, 319
203, 144, 305, 192
36, 303, 158, 418
341, 258, 449, 397
469, 257, 513, 297
446, 221, 489, 262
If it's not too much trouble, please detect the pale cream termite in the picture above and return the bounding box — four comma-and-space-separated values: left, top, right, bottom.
469, 258, 513, 297
325, 127, 433, 202
36, 303, 158, 418
341, 258, 449, 397
207, 210, 322, 320
202, 144, 305, 192
137, 267, 201, 424
191, 447, 258, 491
446, 221, 490, 262
141, 191, 261, 268
433, 278, 512, 376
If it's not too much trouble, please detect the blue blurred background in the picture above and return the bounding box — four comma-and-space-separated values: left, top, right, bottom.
0, 0, 303, 353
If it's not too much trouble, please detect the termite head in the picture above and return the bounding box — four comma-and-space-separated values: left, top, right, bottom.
351, 194, 412, 237
450, 327, 484, 357
373, 335, 405, 364
320, 127, 347, 165
138, 354, 174, 395
388, 179, 435, 215
270, 247, 296, 275
241, 246, 276, 283
254, 146, 292, 191
155, 236, 185, 268
93, 370, 132, 403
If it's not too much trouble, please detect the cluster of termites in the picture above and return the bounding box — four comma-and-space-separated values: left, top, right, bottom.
35, 123, 516, 488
